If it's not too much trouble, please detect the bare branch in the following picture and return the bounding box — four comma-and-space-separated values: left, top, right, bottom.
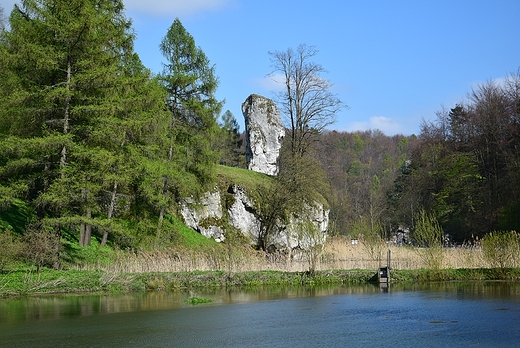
268, 44, 346, 156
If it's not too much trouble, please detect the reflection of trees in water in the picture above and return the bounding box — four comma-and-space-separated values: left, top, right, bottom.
2, 282, 520, 324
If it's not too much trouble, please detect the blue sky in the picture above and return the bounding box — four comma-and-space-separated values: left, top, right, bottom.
2, 0, 520, 135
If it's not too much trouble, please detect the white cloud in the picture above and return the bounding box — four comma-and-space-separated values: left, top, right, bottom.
124, 0, 234, 17
370, 116, 402, 133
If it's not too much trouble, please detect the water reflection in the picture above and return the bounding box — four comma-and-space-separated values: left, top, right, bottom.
2, 282, 520, 324
1, 282, 519, 347
0, 284, 385, 324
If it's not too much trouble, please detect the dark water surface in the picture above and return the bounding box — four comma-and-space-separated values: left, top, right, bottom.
1, 282, 519, 347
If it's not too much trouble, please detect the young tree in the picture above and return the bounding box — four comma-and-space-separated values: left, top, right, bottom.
156, 18, 223, 241
256, 144, 329, 250
268, 44, 345, 157
481, 231, 520, 269
295, 219, 326, 275
413, 208, 444, 269
217, 110, 244, 167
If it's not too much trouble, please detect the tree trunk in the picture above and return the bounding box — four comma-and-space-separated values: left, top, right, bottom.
79, 222, 85, 247
80, 207, 92, 247
85, 208, 92, 246
155, 176, 169, 246
60, 58, 71, 178
101, 181, 117, 247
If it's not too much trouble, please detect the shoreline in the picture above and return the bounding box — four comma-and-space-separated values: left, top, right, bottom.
2, 267, 520, 298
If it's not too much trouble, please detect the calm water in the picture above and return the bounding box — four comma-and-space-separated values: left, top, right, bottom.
1, 282, 519, 347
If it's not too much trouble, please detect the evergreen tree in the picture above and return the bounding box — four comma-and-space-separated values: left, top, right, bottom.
154, 18, 223, 241
159, 18, 222, 181
218, 110, 244, 167
0, 0, 170, 249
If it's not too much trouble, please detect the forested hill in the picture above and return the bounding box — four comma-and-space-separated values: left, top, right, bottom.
314, 73, 520, 242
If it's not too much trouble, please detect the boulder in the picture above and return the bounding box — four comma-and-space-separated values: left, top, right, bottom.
242, 94, 285, 175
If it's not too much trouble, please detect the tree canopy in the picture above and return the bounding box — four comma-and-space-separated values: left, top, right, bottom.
0, 3, 223, 254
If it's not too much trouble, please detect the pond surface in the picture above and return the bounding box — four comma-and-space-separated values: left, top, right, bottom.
1, 282, 519, 347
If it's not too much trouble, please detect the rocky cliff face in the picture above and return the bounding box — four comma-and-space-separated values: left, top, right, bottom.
242, 94, 285, 176
180, 191, 225, 242
180, 185, 329, 250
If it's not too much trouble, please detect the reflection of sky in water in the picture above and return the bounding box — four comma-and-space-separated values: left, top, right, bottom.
1, 282, 519, 347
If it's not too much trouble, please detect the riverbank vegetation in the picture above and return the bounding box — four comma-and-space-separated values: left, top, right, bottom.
2, 235, 520, 297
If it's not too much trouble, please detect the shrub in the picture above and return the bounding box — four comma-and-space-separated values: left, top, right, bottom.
22, 226, 61, 272
413, 208, 444, 269
0, 230, 23, 272
481, 231, 520, 268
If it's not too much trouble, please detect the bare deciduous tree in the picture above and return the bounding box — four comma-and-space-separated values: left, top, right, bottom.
269, 44, 345, 157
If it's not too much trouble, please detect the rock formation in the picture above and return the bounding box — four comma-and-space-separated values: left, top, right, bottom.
242, 94, 285, 175
179, 185, 329, 250
178, 94, 329, 250
180, 191, 225, 242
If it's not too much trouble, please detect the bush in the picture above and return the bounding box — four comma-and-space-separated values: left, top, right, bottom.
481, 231, 520, 268
0, 230, 23, 272
22, 226, 61, 272
413, 208, 444, 269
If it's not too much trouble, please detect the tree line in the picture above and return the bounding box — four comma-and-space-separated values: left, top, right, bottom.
313, 72, 520, 244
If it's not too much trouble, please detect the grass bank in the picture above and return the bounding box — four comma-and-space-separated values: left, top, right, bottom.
2, 267, 520, 298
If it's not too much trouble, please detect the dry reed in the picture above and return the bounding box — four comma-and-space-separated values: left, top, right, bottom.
74, 237, 490, 273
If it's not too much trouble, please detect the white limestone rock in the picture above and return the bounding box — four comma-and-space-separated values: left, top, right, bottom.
227, 185, 262, 241
180, 190, 225, 242
242, 94, 285, 175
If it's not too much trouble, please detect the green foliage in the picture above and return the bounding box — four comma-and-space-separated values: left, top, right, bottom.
0, 199, 34, 233
62, 238, 117, 269
159, 17, 222, 177
216, 110, 245, 168
168, 215, 218, 249
0, 1, 231, 259
413, 208, 444, 269
481, 231, 520, 268
0, 230, 23, 272
403, 75, 520, 239
184, 296, 213, 305
217, 165, 272, 193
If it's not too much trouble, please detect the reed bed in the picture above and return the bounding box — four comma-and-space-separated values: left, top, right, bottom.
74, 237, 491, 273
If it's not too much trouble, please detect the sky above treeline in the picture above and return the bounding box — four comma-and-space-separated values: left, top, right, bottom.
2, 0, 520, 135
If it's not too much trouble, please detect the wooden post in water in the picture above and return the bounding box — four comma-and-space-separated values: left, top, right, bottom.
387, 248, 391, 281
378, 249, 391, 284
